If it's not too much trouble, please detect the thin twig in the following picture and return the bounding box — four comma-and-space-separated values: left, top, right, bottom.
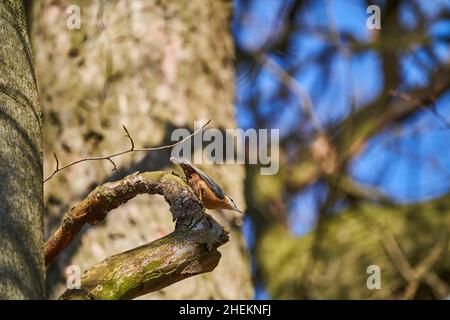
53, 152, 59, 171
106, 157, 119, 175
43, 119, 211, 183
122, 124, 134, 150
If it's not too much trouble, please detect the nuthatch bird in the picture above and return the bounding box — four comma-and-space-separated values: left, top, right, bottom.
170, 157, 243, 214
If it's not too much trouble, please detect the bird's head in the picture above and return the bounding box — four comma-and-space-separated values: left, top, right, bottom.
224, 194, 243, 214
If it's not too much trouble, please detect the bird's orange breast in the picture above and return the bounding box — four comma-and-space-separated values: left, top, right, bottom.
200, 183, 230, 209
187, 173, 231, 210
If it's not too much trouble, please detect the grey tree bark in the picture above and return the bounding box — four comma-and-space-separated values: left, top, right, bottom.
0, 0, 44, 299
31, 0, 253, 298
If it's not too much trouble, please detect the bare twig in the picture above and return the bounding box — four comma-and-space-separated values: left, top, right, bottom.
53, 153, 59, 171
106, 157, 119, 175
122, 124, 134, 150
43, 119, 211, 183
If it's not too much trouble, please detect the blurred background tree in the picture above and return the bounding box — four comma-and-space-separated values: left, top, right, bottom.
233, 0, 450, 299
31, 0, 252, 299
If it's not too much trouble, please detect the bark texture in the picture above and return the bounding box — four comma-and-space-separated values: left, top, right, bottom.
60, 231, 224, 300
31, 0, 252, 298
0, 0, 44, 299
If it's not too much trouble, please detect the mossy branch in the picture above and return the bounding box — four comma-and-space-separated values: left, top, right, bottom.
44, 171, 229, 299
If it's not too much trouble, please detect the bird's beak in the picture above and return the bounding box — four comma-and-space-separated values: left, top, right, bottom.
232, 203, 244, 214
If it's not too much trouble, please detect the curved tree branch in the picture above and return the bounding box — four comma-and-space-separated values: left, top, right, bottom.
45, 171, 229, 299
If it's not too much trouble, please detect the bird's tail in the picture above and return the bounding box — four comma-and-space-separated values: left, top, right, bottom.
170, 157, 188, 165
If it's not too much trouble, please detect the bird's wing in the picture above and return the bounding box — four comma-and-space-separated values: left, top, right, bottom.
170, 157, 225, 200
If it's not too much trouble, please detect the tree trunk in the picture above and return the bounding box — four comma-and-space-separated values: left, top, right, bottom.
0, 0, 44, 299
31, 0, 253, 299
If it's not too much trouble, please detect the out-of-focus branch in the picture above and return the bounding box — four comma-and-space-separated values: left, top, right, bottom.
286, 64, 450, 191
256, 52, 322, 132
337, 73, 449, 161
256, 193, 450, 299
43, 119, 211, 183
48, 171, 229, 299
376, 224, 449, 299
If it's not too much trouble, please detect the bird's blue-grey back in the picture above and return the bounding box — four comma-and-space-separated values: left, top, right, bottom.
170, 157, 225, 199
